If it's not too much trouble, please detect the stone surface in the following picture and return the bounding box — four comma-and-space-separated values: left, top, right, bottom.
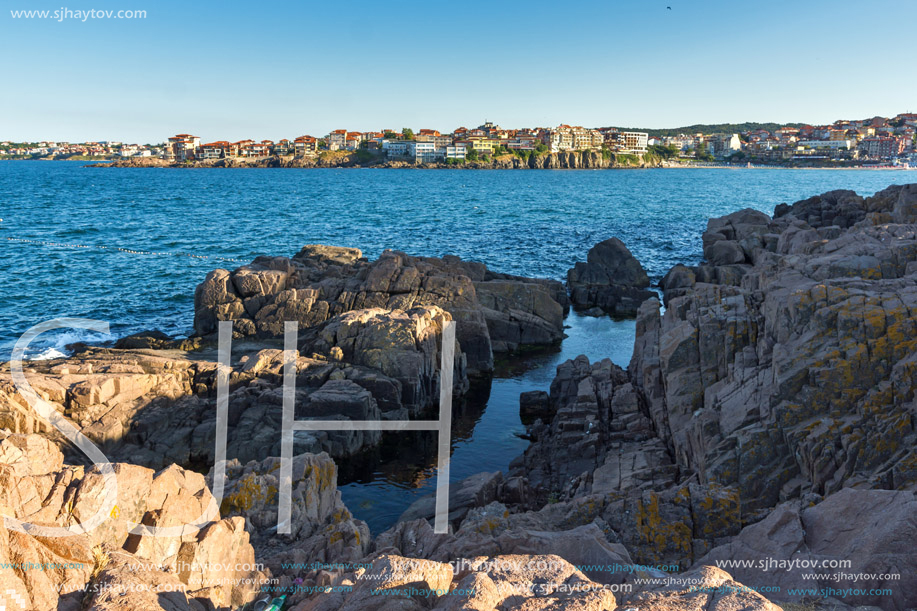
212, 452, 370, 580
397, 471, 504, 527
567, 238, 656, 317
193, 247, 569, 376
624, 565, 781, 611
307, 305, 468, 416
0, 311, 464, 467
631, 184, 917, 516
0, 432, 265, 611
699, 489, 917, 608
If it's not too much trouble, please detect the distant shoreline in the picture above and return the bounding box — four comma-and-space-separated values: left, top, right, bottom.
1, 155, 910, 171
82, 155, 913, 171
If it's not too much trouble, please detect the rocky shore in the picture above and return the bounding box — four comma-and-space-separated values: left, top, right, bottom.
93, 150, 659, 170
2, 184, 917, 610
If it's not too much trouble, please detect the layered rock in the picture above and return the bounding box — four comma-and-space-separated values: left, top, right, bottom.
567, 238, 656, 316
633, 184, 917, 516
0, 431, 265, 611
699, 488, 917, 608
212, 452, 370, 581
0, 305, 466, 466
500, 356, 741, 569
193, 246, 569, 376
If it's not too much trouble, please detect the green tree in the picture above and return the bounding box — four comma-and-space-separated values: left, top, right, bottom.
384, 131, 399, 140
467, 148, 479, 161
695, 143, 714, 162
401, 128, 415, 140
534, 143, 549, 154
647, 144, 680, 159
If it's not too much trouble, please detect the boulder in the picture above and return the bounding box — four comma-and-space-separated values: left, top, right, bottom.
212, 452, 370, 579
567, 238, 656, 317
636, 185, 917, 516
698, 489, 917, 609
308, 306, 468, 416
519, 390, 552, 422
192, 248, 570, 377
0, 433, 264, 611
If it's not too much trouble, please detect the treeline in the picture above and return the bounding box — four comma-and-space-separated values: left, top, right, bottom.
601, 122, 807, 137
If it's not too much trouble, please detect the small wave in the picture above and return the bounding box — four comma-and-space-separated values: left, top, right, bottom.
31, 348, 68, 361
9, 328, 115, 361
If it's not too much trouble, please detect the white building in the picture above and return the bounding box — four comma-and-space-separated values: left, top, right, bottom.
382, 140, 444, 163
382, 139, 412, 158
620, 132, 648, 154
796, 139, 852, 150
413, 141, 441, 163
445, 145, 467, 160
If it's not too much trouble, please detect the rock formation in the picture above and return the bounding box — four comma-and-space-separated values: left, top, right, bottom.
98, 149, 661, 170
5, 185, 917, 609
0, 307, 462, 467
0, 431, 266, 611
637, 184, 917, 515
193, 246, 569, 377
212, 452, 371, 581
567, 237, 657, 316
378, 184, 917, 608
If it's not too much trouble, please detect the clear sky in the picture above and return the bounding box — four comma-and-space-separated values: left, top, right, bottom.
2, 0, 915, 143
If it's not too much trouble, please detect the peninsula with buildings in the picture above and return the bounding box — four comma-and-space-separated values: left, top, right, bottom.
4, 113, 917, 168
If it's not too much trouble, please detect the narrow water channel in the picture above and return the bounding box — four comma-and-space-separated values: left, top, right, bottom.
338, 312, 637, 533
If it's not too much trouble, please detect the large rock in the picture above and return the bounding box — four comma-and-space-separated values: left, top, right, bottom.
699, 488, 917, 609
0, 315, 465, 469
308, 305, 468, 416
631, 184, 917, 516
192, 247, 569, 376
0, 432, 265, 611
510, 356, 664, 500
567, 238, 656, 317
212, 452, 370, 581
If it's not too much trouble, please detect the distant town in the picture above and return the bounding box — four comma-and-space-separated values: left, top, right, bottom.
4, 112, 917, 167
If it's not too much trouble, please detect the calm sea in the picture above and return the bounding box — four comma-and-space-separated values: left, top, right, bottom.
0, 161, 908, 529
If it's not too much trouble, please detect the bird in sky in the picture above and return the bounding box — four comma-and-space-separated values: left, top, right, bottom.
667, 5, 672, 9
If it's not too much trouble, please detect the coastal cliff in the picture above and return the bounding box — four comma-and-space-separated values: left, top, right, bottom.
96, 150, 658, 170
2, 184, 916, 609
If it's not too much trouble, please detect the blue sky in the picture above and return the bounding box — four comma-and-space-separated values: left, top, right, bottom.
2, 0, 915, 143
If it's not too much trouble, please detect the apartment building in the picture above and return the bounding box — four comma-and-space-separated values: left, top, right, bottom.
382, 139, 445, 163
859, 137, 905, 158
327, 129, 348, 150
198, 141, 231, 159
294, 136, 319, 155
445, 145, 466, 160
619, 131, 648, 154
164, 134, 200, 160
